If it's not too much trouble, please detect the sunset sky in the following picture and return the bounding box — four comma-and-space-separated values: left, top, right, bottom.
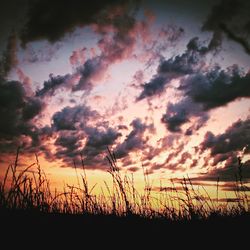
0, 0, 250, 196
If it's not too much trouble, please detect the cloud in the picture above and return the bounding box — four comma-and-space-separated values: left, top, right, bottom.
72, 56, 108, 92
48, 106, 87, 164
195, 159, 250, 182
150, 142, 186, 173
0, 76, 45, 152
36, 57, 107, 97
16, 68, 32, 95
55, 131, 82, 151
20, 0, 136, 45
203, 0, 250, 54
52, 104, 99, 131
54, 126, 121, 169
179, 151, 192, 165
137, 37, 216, 101
69, 48, 87, 66
36, 73, 75, 97
180, 64, 250, 110
54, 130, 83, 162
197, 118, 250, 181
140, 134, 181, 163
137, 76, 168, 101
115, 118, 153, 158
84, 127, 121, 151
201, 118, 250, 156
217, 182, 250, 192
161, 97, 208, 132
72, 11, 145, 92
44, 25, 139, 95
35, 2, 141, 96
161, 61, 250, 133
81, 127, 121, 167
47, 104, 121, 168
0, 33, 18, 77
23, 42, 63, 64
136, 34, 250, 133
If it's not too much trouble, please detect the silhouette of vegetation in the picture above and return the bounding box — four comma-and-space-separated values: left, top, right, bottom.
1, 147, 250, 244
1, 147, 249, 220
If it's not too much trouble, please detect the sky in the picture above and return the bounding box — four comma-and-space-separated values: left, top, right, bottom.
0, 0, 250, 196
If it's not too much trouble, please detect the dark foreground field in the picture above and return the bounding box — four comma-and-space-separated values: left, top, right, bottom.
1, 208, 250, 247
1, 152, 249, 247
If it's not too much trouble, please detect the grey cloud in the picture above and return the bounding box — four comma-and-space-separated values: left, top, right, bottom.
20, 0, 134, 45
180, 65, 250, 110
203, 0, 250, 54
201, 118, 250, 156
72, 57, 106, 92
0, 33, 18, 77
0, 76, 46, 154
52, 105, 99, 131
36, 73, 72, 97
49, 104, 121, 169
162, 63, 250, 133
137, 37, 216, 101
115, 118, 152, 158
0, 77, 44, 140
161, 98, 208, 133
197, 118, 250, 181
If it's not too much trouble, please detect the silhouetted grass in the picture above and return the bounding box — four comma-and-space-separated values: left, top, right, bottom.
0, 147, 249, 232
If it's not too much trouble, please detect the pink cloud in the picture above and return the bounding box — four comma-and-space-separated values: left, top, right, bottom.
69, 47, 87, 66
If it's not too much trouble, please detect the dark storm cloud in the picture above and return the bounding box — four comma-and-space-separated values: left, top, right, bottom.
55, 130, 83, 161
22, 97, 44, 120
0, 77, 44, 138
0, 0, 28, 74
195, 159, 250, 182
0, 0, 140, 98
180, 65, 250, 110
36, 73, 72, 97
201, 118, 250, 156
161, 101, 189, 132
84, 127, 121, 151
48, 104, 122, 168
20, 0, 135, 45
52, 105, 99, 131
68, 126, 121, 169
203, 0, 250, 54
196, 119, 250, 181
115, 118, 152, 158
81, 127, 122, 167
136, 76, 167, 101
161, 98, 208, 132
137, 37, 217, 101
55, 131, 81, 150
72, 56, 106, 92
0, 76, 45, 153
0, 33, 18, 77
36, 58, 105, 97
55, 126, 121, 168
161, 62, 250, 133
